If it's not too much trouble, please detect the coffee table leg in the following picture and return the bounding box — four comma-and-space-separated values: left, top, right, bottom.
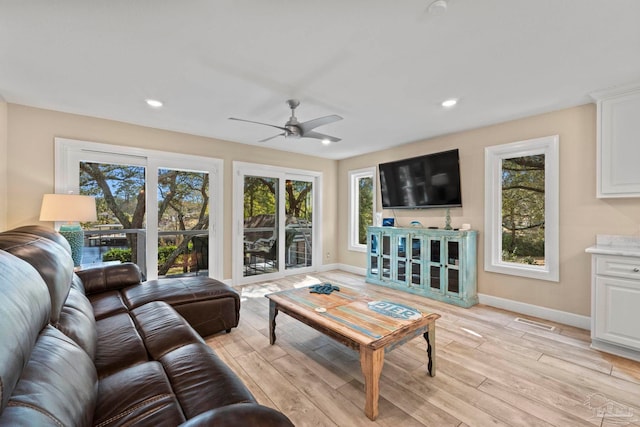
423, 321, 436, 377
360, 346, 384, 420
269, 300, 278, 345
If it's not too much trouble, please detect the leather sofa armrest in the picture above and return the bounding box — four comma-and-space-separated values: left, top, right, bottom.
179, 403, 294, 427
76, 263, 142, 295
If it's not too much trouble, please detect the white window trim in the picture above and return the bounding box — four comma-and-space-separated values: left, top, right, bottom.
55, 137, 224, 281
348, 167, 376, 252
484, 135, 559, 282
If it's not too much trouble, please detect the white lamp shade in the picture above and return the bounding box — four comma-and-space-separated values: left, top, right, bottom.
39, 194, 98, 222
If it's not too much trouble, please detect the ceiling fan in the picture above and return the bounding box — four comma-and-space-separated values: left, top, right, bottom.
229, 99, 343, 143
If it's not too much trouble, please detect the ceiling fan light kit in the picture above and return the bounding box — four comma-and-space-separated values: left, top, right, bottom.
229, 99, 343, 144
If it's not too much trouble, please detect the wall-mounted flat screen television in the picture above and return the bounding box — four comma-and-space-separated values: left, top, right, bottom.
378, 149, 462, 209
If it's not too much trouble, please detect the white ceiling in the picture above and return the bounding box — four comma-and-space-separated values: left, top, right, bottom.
1, 1, 639, 160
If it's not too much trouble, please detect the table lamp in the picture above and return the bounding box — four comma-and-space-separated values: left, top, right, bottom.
39, 193, 97, 267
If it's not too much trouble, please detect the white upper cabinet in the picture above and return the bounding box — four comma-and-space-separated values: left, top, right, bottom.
591, 83, 640, 198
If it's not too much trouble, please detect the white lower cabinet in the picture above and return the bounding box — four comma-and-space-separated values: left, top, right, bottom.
588, 250, 640, 361
594, 275, 640, 349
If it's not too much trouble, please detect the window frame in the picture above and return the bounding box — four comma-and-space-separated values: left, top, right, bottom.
55, 137, 224, 281
484, 135, 559, 282
348, 167, 376, 252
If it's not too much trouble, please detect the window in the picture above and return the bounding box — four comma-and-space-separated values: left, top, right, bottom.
348, 167, 376, 252
484, 135, 559, 281
56, 138, 223, 281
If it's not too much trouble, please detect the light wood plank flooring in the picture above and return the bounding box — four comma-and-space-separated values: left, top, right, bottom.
205, 271, 640, 427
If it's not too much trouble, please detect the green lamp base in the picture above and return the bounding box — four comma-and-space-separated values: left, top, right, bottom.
59, 224, 84, 267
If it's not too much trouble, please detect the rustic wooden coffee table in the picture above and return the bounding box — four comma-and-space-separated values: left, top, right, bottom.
266, 284, 440, 420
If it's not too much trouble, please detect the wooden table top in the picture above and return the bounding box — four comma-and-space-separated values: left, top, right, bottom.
266, 285, 440, 350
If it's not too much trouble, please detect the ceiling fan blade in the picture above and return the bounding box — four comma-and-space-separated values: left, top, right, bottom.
258, 133, 285, 143
229, 117, 288, 132
302, 131, 341, 143
298, 115, 343, 134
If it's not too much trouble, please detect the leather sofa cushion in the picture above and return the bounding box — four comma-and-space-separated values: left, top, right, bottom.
78, 262, 142, 295
123, 276, 241, 336
57, 286, 98, 359
173, 298, 239, 337
80, 262, 241, 337
0, 232, 73, 324
123, 276, 238, 309
0, 250, 51, 413
72, 273, 87, 293
11, 225, 72, 255
0, 326, 97, 427
93, 303, 256, 424
132, 301, 204, 359
94, 313, 148, 378
89, 290, 129, 320
160, 343, 255, 418
180, 403, 295, 427
94, 362, 186, 427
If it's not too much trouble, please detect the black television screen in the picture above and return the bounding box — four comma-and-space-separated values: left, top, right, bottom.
378, 149, 462, 209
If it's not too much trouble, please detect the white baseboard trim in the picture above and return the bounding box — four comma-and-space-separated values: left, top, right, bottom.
333, 263, 367, 276
478, 293, 591, 330
318, 262, 340, 272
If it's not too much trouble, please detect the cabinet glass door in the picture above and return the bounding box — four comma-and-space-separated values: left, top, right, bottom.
368, 232, 379, 278
396, 235, 407, 283
410, 236, 423, 287
381, 234, 392, 279
429, 238, 443, 292
446, 239, 460, 294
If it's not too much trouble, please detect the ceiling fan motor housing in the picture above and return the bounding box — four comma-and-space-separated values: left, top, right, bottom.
284, 125, 301, 138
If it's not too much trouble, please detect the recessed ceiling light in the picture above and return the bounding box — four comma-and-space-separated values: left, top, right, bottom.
322, 139, 331, 145
145, 99, 163, 108
441, 98, 458, 108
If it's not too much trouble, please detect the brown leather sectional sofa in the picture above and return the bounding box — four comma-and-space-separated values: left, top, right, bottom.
0, 225, 293, 426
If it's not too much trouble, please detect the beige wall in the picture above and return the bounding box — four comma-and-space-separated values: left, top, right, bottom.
5, 104, 338, 279
9, 102, 640, 316
338, 104, 640, 317
0, 100, 7, 231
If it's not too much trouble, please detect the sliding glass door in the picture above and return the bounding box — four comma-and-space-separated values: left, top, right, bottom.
243, 175, 279, 277
79, 160, 147, 272
284, 177, 313, 271
56, 138, 222, 281
234, 163, 321, 284
156, 168, 210, 278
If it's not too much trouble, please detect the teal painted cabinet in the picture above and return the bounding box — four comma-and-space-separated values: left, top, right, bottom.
366, 226, 478, 308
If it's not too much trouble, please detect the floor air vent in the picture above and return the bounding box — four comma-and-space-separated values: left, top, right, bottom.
514, 317, 555, 331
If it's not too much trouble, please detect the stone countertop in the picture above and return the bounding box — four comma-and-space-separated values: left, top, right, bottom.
585, 234, 640, 257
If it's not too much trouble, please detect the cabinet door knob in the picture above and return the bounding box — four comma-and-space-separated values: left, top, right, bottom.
634, 267, 640, 273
